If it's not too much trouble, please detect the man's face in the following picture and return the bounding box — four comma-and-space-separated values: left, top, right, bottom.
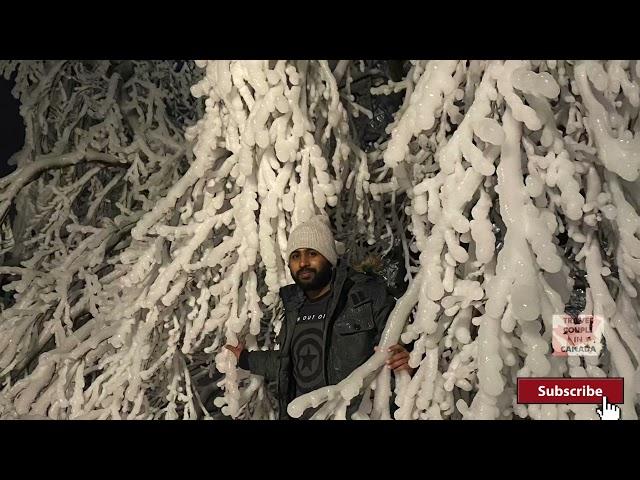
289, 248, 333, 291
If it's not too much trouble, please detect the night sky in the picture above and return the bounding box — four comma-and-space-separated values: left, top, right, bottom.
0, 75, 24, 177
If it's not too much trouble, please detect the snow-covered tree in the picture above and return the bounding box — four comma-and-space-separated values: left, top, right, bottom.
1, 60, 639, 420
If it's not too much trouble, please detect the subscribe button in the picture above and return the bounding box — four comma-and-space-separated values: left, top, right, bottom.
517, 378, 624, 404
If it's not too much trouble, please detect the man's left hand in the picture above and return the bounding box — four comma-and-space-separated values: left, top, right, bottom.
377, 344, 415, 375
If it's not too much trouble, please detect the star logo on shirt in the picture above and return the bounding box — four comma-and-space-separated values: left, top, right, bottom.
293, 328, 323, 385
299, 345, 317, 373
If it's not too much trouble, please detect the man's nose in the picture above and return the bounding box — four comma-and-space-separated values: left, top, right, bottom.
299, 253, 310, 266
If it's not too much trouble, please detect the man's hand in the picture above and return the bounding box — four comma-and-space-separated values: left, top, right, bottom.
224, 343, 244, 361
376, 344, 415, 375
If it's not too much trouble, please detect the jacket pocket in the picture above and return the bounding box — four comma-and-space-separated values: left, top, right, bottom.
333, 303, 375, 335
331, 302, 377, 383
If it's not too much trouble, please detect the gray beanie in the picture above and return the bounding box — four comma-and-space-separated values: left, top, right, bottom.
286, 215, 338, 266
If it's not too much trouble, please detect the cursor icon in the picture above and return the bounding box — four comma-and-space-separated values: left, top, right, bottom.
596, 395, 621, 420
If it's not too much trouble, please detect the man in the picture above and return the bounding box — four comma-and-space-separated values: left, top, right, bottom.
225, 215, 412, 419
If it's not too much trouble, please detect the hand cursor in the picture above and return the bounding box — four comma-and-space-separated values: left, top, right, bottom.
596, 396, 621, 420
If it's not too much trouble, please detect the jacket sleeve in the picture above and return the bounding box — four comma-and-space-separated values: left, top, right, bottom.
370, 281, 416, 356
237, 313, 286, 382
369, 279, 397, 346
238, 349, 281, 382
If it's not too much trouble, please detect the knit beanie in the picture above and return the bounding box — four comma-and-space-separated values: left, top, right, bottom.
286, 215, 338, 266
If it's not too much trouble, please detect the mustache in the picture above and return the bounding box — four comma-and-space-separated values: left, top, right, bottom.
298, 269, 315, 276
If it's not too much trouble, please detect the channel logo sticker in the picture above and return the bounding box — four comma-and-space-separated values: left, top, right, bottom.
517, 378, 623, 405
552, 314, 604, 356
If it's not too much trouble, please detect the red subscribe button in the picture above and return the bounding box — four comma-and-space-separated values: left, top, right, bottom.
517, 378, 624, 404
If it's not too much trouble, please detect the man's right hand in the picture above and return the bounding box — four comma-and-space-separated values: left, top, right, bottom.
224, 343, 244, 361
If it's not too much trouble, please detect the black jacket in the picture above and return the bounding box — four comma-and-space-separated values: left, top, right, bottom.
239, 256, 396, 419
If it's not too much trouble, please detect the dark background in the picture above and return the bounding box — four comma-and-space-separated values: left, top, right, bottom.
1, 74, 24, 177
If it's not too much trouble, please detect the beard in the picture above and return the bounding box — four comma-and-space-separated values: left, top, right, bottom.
292, 264, 333, 292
